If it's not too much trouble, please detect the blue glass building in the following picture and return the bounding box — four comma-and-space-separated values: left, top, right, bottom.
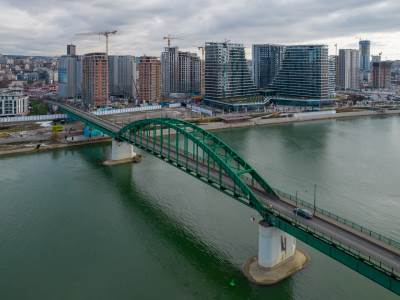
252, 44, 285, 89
270, 45, 329, 99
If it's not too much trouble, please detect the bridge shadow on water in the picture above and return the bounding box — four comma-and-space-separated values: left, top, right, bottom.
76, 144, 295, 299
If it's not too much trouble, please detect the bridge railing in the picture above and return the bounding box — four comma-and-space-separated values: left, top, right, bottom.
274, 189, 400, 252
0, 114, 67, 123
272, 205, 400, 278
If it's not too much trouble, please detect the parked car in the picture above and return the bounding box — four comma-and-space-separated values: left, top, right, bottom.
293, 207, 313, 219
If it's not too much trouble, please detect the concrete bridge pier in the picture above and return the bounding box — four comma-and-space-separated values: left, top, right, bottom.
243, 221, 308, 285
103, 139, 141, 166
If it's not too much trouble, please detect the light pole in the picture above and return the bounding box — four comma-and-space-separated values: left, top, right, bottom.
313, 184, 317, 214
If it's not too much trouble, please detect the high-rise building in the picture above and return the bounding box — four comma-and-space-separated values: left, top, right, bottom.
330, 55, 340, 88
0, 54, 6, 65
200, 54, 205, 96
161, 47, 179, 97
328, 56, 336, 98
58, 45, 82, 99
371, 61, 392, 89
371, 55, 382, 63
252, 44, 285, 89
108, 55, 137, 100
270, 45, 329, 99
359, 40, 371, 82
161, 47, 201, 97
338, 49, 360, 90
67, 44, 76, 56
359, 40, 371, 73
178, 51, 201, 95
138, 56, 161, 103
82, 53, 109, 107
204, 42, 257, 102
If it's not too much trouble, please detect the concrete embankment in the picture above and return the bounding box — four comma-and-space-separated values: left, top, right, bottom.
1, 109, 399, 158
199, 109, 400, 132
0, 137, 111, 157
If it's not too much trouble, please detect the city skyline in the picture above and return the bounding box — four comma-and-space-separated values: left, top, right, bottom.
0, 0, 400, 59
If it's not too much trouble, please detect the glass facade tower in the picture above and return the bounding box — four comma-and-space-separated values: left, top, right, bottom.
359, 40, 371, 72
58, 44, 82, 99
270, 45, 329, 99
205, 42, 257, 101
252, 44, 285, 89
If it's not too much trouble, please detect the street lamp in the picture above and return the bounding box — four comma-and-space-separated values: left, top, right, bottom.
313, 184, 317, 214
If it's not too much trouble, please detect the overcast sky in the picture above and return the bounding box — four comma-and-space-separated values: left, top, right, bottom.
1, 0, 399, 59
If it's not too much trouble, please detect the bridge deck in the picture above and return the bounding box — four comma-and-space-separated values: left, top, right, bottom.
56, 102, 400, 293
47, 101, 121, 135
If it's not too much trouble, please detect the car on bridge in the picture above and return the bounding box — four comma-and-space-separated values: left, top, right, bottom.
293, 207, 313, 219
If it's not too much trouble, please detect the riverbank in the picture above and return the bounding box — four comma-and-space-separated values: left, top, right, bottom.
199, 109, 400, 132
1, 109, 399, 158
0, 137, 111, 157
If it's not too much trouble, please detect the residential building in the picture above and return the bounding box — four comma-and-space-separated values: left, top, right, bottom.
330, 55, 340, 88
161, 47, 201, 97
108, 55, 137, 100
328, 56, 336, 98
359, 40, 371, 81
246, 60, 253, 82
82, 53, 109, 107
371, 55, 382, 63
204, 42, 257, 103
252, 44, 285, 89
200, 54, 205, 96
67, 44, 76, 56
270, 45, 329, 99
371, 61, 392, 89
138, 56, 161, 103
338, 49, 360, 90
178, 51, 201, 95
58, 44, 82, 99
0, 87, 29, 116
161, 47, 179, 97
16, 72, 39, 82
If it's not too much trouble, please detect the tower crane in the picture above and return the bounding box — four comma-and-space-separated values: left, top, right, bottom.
196, 46, 205, 59
75, 30, 117, 56
163, 34, 179, 48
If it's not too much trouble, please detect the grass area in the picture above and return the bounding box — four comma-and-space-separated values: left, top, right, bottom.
29, 99, 49, 115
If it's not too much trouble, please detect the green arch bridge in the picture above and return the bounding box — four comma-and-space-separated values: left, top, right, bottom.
55, 102, 400, 295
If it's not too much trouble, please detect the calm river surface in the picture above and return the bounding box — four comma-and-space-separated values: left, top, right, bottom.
1, 116, 399, 300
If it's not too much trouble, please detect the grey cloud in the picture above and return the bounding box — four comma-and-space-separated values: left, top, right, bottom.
0, 0, 399, 58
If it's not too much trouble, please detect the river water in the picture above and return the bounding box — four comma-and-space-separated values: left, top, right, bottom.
1, 116, 399, 300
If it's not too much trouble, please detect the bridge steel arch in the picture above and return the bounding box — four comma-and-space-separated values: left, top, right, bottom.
118, 118, 278, 215
118, 117, 400, 296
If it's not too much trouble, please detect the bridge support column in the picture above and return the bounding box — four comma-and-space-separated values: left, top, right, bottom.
103, 139, 141, 166
243, 221, 308, 285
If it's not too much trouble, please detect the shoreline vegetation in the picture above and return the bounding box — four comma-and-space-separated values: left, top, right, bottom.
1, 109, 399, 158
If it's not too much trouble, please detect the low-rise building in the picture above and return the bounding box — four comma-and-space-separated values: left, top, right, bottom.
0, 87, 29, 117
